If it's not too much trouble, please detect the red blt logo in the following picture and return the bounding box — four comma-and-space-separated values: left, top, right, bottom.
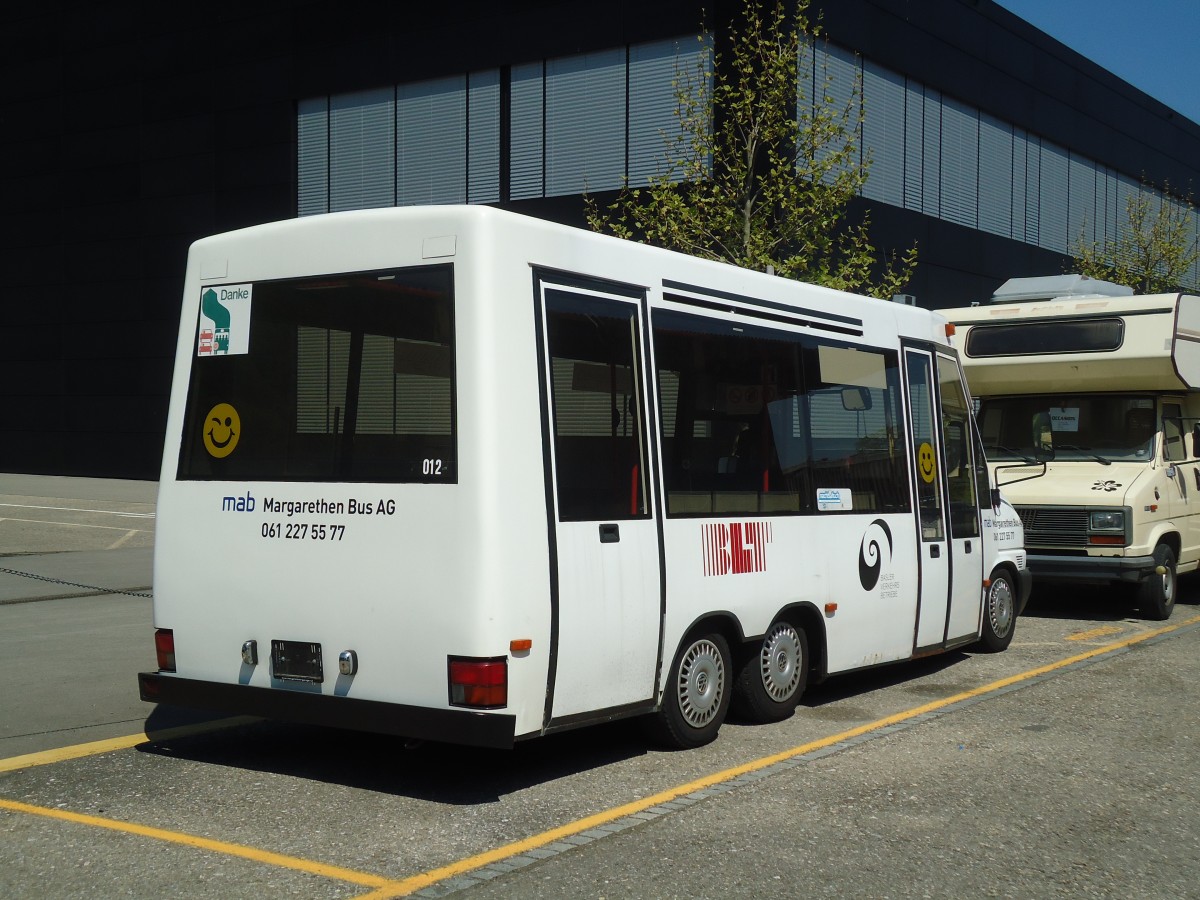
702, 522, 773, 576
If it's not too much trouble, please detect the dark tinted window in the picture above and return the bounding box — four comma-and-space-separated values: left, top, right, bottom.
654, 309, 910, 517
966, 318, 1123, 357
938, 355, 979, 538
544, 290, 649, 522
178, 265, 455, 483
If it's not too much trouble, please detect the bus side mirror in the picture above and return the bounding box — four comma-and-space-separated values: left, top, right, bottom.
841, 387, 871, 411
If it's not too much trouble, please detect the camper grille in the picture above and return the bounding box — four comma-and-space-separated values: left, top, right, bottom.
1015, 507, 1090, 548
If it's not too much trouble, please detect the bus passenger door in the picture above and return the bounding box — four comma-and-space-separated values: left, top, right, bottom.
538, 283, 663, 722
938, 354, 986, 643
903, 348, 951, 651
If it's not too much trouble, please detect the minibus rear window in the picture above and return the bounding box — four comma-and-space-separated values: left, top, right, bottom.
177, 264, 455, 483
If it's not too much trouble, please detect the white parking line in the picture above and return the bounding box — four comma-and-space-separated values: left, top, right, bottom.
107, 530, 141, 550
0, 503, 155, 519
0, 515, 153, 533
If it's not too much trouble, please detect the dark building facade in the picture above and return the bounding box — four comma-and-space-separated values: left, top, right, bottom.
3, 1, 1199, 479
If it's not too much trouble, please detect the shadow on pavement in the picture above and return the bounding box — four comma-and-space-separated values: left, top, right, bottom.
138, 704, 649, 805
1020, 570, 1200, 622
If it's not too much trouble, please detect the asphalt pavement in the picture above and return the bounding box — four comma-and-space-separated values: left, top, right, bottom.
0, 474, 159, 756
0, 473, 155, 604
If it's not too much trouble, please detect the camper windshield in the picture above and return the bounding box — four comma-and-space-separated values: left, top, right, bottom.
977, 395, 1157, 463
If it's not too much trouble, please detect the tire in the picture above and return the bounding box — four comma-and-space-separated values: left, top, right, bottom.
977, 568, 1017, 652
1137, 543, 1177, 621
732, 620, 808, 723
643, 633, 732, 749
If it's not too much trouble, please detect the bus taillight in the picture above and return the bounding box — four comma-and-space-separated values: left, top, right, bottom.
448, 657, 507, 708
154, 629, 176, 672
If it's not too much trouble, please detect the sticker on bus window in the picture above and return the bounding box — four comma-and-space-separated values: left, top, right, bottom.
203, 403, 241, 458
917, 442, 937, 483
817, 488, 852, 511
197, 284, 253, 356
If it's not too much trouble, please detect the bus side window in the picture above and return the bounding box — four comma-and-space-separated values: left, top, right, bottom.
544, 291, 649, 522
972, 429, 992, 509
938, 357, 979, 538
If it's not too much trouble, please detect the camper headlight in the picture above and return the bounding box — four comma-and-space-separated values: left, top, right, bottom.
1089, 510, 1125, 532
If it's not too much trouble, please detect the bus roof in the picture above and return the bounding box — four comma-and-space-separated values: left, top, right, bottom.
185, 205, 952, 349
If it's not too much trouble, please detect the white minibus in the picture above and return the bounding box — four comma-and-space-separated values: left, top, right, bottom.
139, 206, 1028, 748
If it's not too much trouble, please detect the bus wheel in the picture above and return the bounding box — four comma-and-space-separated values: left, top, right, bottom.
732, 620, 808, 722
645, 633, 731, 749
1138, 544, 1177, 621
977, 569, 1016, 652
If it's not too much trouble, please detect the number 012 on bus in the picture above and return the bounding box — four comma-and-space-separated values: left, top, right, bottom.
138, 206, 1030, 749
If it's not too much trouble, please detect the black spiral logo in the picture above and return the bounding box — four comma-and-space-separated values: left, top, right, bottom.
858, 519, 893, 591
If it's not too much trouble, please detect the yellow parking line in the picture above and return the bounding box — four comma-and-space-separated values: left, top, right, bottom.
353, 612, 1200, 899
1066, 624, 1125, 641
0, 717, 258, 774
0, 797, 396, 890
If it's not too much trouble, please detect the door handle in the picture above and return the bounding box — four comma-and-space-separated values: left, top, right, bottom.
599, 523, 620, 544
930, 544, 940, 558
965, 540, 972, 554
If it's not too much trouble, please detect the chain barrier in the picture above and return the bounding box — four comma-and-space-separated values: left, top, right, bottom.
0, 566, 153, 599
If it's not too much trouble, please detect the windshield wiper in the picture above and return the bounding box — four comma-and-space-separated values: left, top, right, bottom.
1054, 443, 1112, 465
982, 443, 1041, 465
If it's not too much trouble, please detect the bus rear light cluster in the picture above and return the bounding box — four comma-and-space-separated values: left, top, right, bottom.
448, 657, 507, 708
154, 629, 176, 672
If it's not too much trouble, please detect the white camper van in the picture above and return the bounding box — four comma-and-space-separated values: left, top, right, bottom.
140, 206, 1028, 749
945, 275, 1200, 620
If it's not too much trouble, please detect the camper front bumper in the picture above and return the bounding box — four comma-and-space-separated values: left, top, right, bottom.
1025, 553, 1157, 586
138, 672, 517, 749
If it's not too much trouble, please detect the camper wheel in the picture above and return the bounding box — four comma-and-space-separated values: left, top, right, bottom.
1137, 544, 1177, 621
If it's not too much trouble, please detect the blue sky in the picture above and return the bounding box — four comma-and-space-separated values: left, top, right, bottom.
993, 0, 1200, 125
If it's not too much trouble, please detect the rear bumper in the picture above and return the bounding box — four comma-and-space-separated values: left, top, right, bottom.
1026, 553, 1156, 586
138, 672, 517, 749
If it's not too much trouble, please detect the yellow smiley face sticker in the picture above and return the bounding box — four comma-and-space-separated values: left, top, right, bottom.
917, 441, 937, 484
203, 403, 241, 458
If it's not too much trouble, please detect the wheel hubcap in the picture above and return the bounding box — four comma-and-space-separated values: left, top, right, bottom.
678, 639, 725, 728
988, 579, 1014, 638
759, 623, 802, 702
